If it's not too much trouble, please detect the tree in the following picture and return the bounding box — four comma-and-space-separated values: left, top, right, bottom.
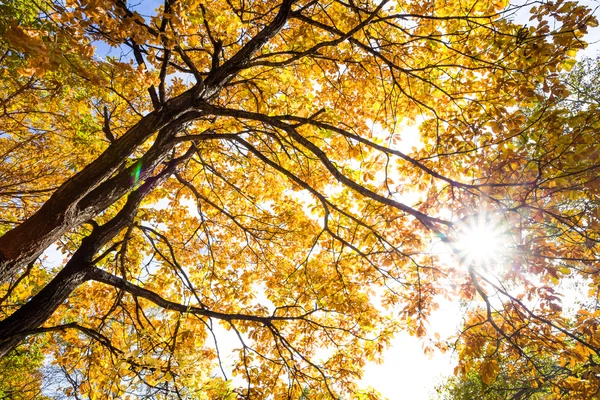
433, 358, 558, 400
0, 339, 52, 400
0, 0, 597, 397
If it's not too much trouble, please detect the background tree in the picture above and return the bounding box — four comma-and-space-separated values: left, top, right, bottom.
0, 0, 598, 397
0, 339, 53, 400
433, 355, 560, 400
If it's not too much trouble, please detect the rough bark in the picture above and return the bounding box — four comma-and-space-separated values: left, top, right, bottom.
0, 90, 198, 284
0, 148, 194, 357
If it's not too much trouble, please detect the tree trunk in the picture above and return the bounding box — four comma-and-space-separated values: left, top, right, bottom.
0, 147, 195, 356
0, 90, 197, 284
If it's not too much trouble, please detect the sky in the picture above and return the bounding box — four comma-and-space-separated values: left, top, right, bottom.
40, 0, 600, 398
359, 304, 461, 399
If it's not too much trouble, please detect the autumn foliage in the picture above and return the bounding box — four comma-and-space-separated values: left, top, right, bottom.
0, 0, 599, 398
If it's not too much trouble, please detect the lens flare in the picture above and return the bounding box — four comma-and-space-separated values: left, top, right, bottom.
132, 161, 142, 185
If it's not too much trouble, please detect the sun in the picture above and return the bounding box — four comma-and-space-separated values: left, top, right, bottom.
454, 212, 510, 270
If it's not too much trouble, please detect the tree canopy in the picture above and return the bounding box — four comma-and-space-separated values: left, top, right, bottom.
0, 0, 598, 398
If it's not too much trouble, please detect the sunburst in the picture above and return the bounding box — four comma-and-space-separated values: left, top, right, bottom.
454, 211, 510, 271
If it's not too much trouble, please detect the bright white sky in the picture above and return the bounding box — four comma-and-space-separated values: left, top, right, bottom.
359, 304, 461, 399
